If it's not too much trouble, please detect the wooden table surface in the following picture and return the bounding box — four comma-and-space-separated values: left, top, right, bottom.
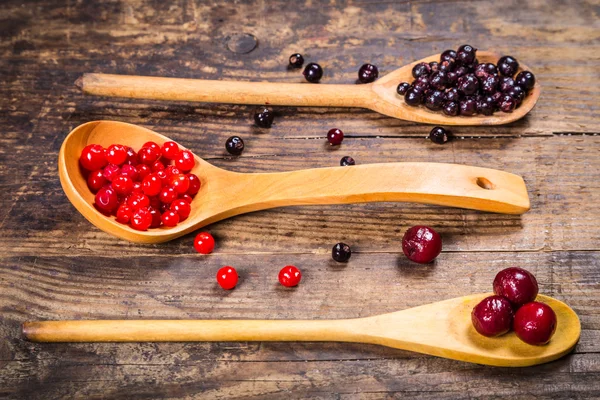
2, 0, 599, 398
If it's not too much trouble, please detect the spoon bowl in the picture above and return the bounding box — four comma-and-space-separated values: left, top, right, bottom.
60, 121, 530, 243
77, 52, 540, 126
23, 293, 579, 367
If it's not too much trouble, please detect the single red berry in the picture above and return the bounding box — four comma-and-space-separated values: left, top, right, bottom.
327, 128, 344, 146
179, 194, 193, 204
143, 141, 161, 152
278, 265, 301, 287
137, 164, 151, 181
493, 267, 539, 308
94, 186, 119, 214
169, 173, 190, 194
120, 164, 139, 181
112, 175, 134, 196
471, 295, 514, 337
170, 199, 191, 220
161, 141, 180, 160
116, 203, 133, 224
193, 232, 215, 254
151, 160, 165, 172
87, 170, 106, 193
105, 144, 128, 165
125, 147, 138, 165
138, 146, 161, 165
159, 186, 178, 204
131, 181, 143, 193
175, 150, 195, 172
187, 173, 201, 195
148, 206, 162, 228
127, 192, 150, 209
164, 165, 181, 179
80, 144, 107, 171
142, 173, 162, 197
402, 225, 442, 264
216, 266, 238, 290
161, 210, 180, 227
514, 302, 557, 345
156, 170, 168, 184
102, 164, 121, 182
130, 206, 153, 231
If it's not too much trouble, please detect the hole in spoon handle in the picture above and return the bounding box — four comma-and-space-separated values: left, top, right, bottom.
476, 177, 495, 190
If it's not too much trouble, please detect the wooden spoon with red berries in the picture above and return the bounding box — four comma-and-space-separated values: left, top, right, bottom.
76, 51, 540, 126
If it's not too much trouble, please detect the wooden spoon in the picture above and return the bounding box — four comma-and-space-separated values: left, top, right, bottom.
59, 121, 530, 244
76, 52, 540, 126
22, 294, 579, 367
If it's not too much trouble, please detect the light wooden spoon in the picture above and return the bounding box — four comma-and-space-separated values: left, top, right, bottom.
59, 121, 530, 244
76, 52, 540, 126
22, 294, 579, 367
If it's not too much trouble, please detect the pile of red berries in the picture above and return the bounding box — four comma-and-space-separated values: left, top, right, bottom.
472, 267, 557, 345
79, 141, 201, 231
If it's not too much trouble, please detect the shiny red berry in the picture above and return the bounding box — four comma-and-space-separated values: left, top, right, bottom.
493, 267, 539, 307
127, 192, 150, 209
179, 194, 193, 204
471, 295, 514, 337
148, 206, 162, 228
102, 164, 121, 182
105, 144, 128, 165
169, 174, 190, 194
175, 150, 195, 172
327, 129, 344, 146
87, 170, 106, 193
187, 174, 201, 195
131, 181, 143, 193
278, 265, 301, 287
161, 141, 180, 160
80, 144, 107, 171
125, 147, 138, 165
143, 141, 161, 152
151, 160, 165, 172
94, 186, 119, 214
120, 164, 139, 181
159, 186, 178, 204
193, 232, 215, 254
130, 207, 153, 231
170, 199, 191, 220
402, 225, 442, 264
161, 210, 180, 227
142, 173, 162, 197
164, 165, 181, 179
116, 203, 133, 224
138, 146, 161, 165
216, 266, 238, 290
137, 164, 151, 181
112, 175, 134, 196
513, 302, 557, 345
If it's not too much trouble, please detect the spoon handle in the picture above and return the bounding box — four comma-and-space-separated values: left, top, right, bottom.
23, 319, 360, 343
231, 162, 530, 215
76, 73, 372, 108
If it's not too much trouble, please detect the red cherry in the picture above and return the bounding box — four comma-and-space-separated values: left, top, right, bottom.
116, 203, 133, 224
161, 210, 180, 227
278, 265, 301, 287
138, 146, 161, 165
131, 181, 143, 193
170, 199, 191, 220
187, 173, 201, 195
148, 206, 162, 228
80, 144, 107, 171
102, 164, 121, 182
164, 165, 181, 179
216, 266, 238, 290
125, 147, 138, 165
120, 164, 139, 181
95, 186, 119, 214
193, 232, 215, 254
169, 174, 190, 194
514, 302, 557, 345
112, 175, 134, 196
161, 141, 180, 160
142, 141, 161, 152
471, 295, 514, 337
175, 150, 195, 172
105, 144, 128, 165
87, 170, 106, 193
327, 128, 344, 146
130, 207, 153, 231
179, 194, 193, 204
159, 186, 178, 204
127, 192, 150, 209
401, 226, 442, 264
156, 170, 168, 184
151, 160, 165, 172
493, 267, 539, 307
137, 164, 151, 181
142, 174, 162, 196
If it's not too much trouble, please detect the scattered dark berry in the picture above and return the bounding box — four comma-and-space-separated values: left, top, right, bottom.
358, 63, 379, 83
428, 126, 451, 144
225, 136, 244, 155
303, 62, 323, 83
289, 53, 304, 68
340, 156, 355, 166
327, 128, 344, 145
332, 242, 352, 262
254, 107, 274, 128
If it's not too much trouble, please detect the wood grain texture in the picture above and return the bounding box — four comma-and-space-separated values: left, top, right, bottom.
1, 0, 599, 398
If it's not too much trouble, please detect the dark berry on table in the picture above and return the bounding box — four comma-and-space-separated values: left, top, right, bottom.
396, 82, 411, 95
480, 74, 500, 94
460, 98, 478, 116
402, 225, 442, 263
428, 126, 451, 144
499, 94, 517, 113
327, 128, 344, 145
499, 76, 516, 92
440, 49, 457, 63
358, 63, 379, 83
87, 170, 106, 193
225, 136, 245, 155
278, 265, 302, 287
513, 302, 557, 345
217, 266, 238, 290
106, 144, 128, 166
340, 156, 355, 166
429, 61, 439, 73
412, 62, 431, 79
456, 44, 477, 65
425, 90, 445, 111
474, 63, 497, 79
303, 62, 323, 83
254, 107, 274, 128
130, 207, 153, 231
498, 55, 519, 77
175, 149, 195, 172
429, 71, 448, 90
444, 87, 460, 102
194, 232, 215, 254
515, 70, 536, 91
493, 267, 539, 307
471, 295, 515, 337
80, 144, 107, 171
457, 74, 479, 96
404, 88, 423, 106
289, 53, 304, 68
332, 242, 352, 262
442, 101, 459, 116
